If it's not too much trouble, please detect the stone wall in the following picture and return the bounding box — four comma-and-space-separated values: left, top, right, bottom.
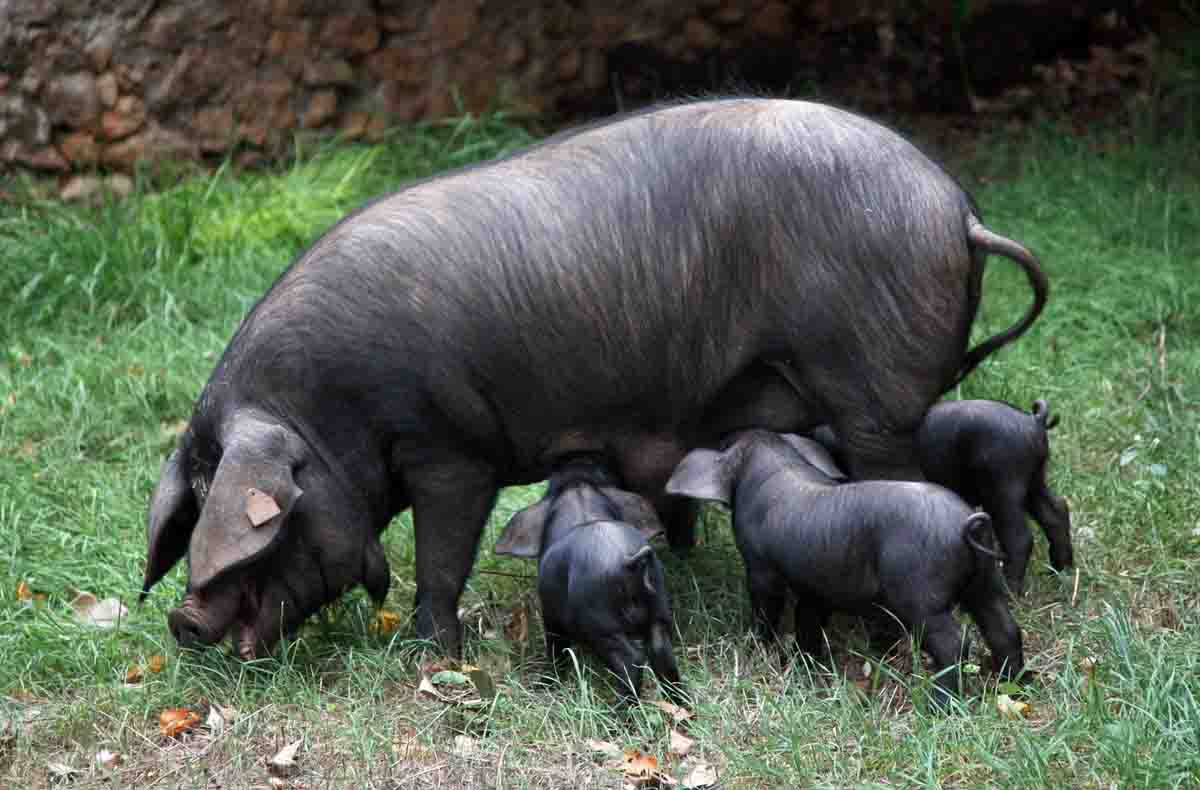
0, 0, 1141, 177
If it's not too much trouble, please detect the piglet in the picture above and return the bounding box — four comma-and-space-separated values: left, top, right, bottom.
813, 398, 1072, 594
667, 431, 1024, 705
495, 456, 683, 703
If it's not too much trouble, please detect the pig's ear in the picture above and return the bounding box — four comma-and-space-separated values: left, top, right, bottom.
142, 446, 199, 600
624, 545, 656, 595
664, 448, 734, 505
187, 419, 306, 591
779, 434, 847, 481
495, 500, 551, 558
605, 489, 664, 541
361, 537, 391, 603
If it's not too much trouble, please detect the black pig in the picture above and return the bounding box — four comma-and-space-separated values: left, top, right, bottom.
494, 457, 683, 702
813, 399, 1072, 594
667, 431, 1024, 704
142, 98, 1049, 658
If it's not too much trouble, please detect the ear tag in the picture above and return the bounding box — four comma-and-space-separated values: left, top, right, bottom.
245, 488, 282, 527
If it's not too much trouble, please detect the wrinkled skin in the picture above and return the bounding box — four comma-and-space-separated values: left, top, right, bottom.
495, 457, 683, 702
142, 98, 1048, 658
812, 398, 1073, 595
667, 431, 1025, 706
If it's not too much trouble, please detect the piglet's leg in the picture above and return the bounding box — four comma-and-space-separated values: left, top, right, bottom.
963, 594, 1025, 681
746, 568, 787, 645
919, 612, 968, 709
543, 620, 573, 676
1028, 475, 1073, 571
982, 486, 1034, 596
793, 598, 831, 660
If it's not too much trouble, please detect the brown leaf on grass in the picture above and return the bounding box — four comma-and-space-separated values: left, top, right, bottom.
682, 761, 718, 788
996, 694, 1031, 719
158, 708, 201, 738
369, 609, 403, 635
417, 675, 438, 698
125, 665, 144, 684
587, 739, 623, 760
669, 729, 694, 757
95, 749, 122, 771
268, 739, 302, 776
147, 655, 166, 673
505, 602, 529, 643
245, 488, 282, 527
71, 592, 128, 628
622, 749, 675, 785
205, 705, 236, 735
17, 352, 32, 367
651, 700, 692, 725
16, 581, 33, 601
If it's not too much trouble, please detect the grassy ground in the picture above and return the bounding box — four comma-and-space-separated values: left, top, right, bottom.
1, 106, 1197, 788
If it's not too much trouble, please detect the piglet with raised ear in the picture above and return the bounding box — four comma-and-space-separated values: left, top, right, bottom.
667, 430, 1025, 707
495, 456, 683, 704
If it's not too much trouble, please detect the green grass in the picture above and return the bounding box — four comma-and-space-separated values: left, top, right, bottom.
2, 107, 1198, 788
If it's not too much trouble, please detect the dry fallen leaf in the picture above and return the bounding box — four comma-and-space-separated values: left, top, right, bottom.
452, 734, 480, 758
587, 739, 623, 760
417, 675, 438, 697
370, 609, 403, 635
669, 729, 695, 757
622, 749, 659, 779
996, 694, 1031, 719
95, 749, 122, 770
159, 708, 201, 738
71, 592, 128, 628
269, 739, 302, 776
125, 665, 144, 684
682, 761, 718, 788
651, 700, 692, 725
245, 488, 282, 527
505, 603, 529, 644
205, 705, 237, 735
16, 581, 33, 601
147, 655, 166, 673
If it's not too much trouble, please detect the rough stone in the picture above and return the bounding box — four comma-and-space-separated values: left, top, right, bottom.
60, 175, 105, 201
712, 4, 746, 25
102, 123, 198, 169
301, 90, 338, 128
45, 72, 102, 129
339, 110, 370, 139
320, 14, 381, 53
96, 72, 119, 108
267, 28, 309, 56
106, 173, 134, 197
557, 49, 582, 81
303, 58, 355, 86
146, 49, 195, 110
365, 45, 429, 85
100, 95, 146, 141
16, 144, 69, 172
381, 9, 424, 32
0, 95, 51, 144
502, 39, 527, 68
58, 130, 99, 165
145, 6, 191, 50
429, 0, 478, 52
750, 1, 794, 39
378, 82, 427, 122
193, 105, 236, 151
85, 28, 117, 71
685, 18, 721, 50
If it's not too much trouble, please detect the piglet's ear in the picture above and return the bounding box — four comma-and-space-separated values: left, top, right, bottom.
778, 434, 847, 481
624, 545, 656, 595
665, 448, 734, 506
143, 446, 199, 600
605, 489, 664, 541
187, 419, 305, 591
494, 500, 551, 558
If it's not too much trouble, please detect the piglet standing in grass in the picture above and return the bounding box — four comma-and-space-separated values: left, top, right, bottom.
494, 456, 683, 704
667, 431, 1025, 706
813, 399, 1073, 594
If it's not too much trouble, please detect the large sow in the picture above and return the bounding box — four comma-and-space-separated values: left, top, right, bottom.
142, 99, 1047, 658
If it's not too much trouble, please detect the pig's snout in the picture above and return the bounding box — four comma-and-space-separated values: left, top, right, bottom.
168, 605, 222, 648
